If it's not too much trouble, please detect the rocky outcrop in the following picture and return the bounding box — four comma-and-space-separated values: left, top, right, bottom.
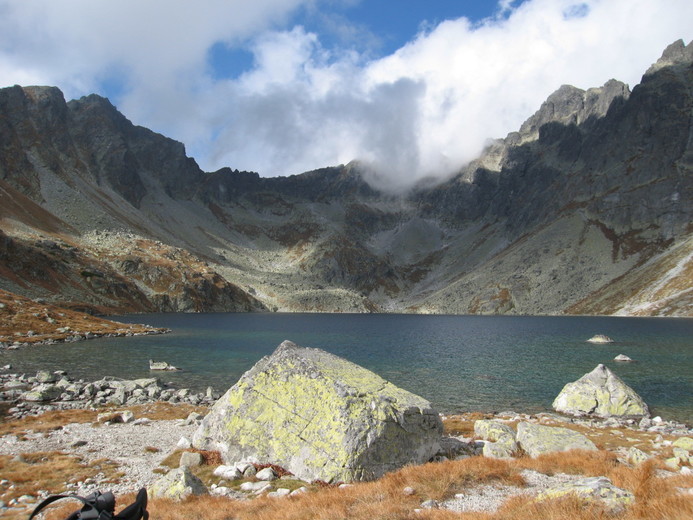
192, 340, 442, 482
516, 422, 597, 457
552, 364, 649, 418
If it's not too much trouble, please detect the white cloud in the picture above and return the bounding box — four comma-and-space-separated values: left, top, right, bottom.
1, 0, 692, 190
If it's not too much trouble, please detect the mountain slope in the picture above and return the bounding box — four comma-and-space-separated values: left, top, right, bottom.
0, 40, 691, 316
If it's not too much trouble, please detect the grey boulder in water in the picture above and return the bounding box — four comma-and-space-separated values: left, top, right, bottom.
552, 364, 649, 418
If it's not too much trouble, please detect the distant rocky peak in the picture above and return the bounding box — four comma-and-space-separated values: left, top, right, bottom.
519, 79, 630, 138
646, 39, 693, 76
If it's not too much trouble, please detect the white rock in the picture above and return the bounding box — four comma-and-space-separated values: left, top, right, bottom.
240, 481, 271, 494
177, 436, 192, 449
213, 465, 242, 480
586, 335, 614, 344
267, 488, 291, 498
256, 467, 278, 481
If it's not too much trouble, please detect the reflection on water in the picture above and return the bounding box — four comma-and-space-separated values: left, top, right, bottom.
3, 313, 692, 423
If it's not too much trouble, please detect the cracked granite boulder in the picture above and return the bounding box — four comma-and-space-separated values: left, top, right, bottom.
192, 340, 442, 482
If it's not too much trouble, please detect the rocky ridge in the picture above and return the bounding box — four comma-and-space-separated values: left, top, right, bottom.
0, 41, 691, 316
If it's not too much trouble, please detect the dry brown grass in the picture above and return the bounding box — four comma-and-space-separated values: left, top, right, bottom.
516, 449, 621, 479
0, 408, 100, 436
17, 451, 693, 520
5, 411, 691, 519
121, 402, 208, 421
0, 402, 206, 437
0, 288, 163, 344
0, 451, 123, 509
442, 413, 490, 437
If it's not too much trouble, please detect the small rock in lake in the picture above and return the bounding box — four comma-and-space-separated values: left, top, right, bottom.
586, 334, 614, 344
149, 360, 180, 371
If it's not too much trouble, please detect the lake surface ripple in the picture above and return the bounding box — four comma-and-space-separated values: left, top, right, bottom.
4, 314, 692, 423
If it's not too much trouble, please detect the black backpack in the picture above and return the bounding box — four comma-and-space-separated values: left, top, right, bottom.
28, 488, 148, 520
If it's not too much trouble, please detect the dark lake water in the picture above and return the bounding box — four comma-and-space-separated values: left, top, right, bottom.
3, 314, 692, 423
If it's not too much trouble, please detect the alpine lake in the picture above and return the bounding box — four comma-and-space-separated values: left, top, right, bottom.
4, 313, 693, 424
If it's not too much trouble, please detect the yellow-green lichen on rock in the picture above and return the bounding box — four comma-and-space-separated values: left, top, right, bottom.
536, 476, 634, 513
192, 340, 443, 483
150, 467, 208, 500
516, 422, 597, 457
552, 364, 649, 418
474, 420, 518, 459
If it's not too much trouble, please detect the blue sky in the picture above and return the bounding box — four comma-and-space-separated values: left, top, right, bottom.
0, 0, 691, 189
207, 1, 514, 85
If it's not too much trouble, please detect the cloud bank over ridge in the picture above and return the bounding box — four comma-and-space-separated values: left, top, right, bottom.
1, 0, 692, 189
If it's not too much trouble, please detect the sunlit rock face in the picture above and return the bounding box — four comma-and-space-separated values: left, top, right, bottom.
192, 340, 443, 482
552, 364, 650, 418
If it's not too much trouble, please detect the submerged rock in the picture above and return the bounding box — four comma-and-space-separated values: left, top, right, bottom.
552, 364, 649, 418
192, 340, 443, 482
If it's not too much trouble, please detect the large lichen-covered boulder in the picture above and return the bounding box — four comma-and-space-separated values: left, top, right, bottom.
552, 364, 649, 418
516, 422, 597, 457
192, 340, 442, 483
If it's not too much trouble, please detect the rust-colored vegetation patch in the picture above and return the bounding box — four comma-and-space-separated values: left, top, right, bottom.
443, 413, 492, 436
0, 402, 207, 436
125, 402, 208, 421
0, 408, 100, 436
0, 451, 123, 507
11, 444, 693, 520
566, 230, 693, 317
0, 288, 164, 344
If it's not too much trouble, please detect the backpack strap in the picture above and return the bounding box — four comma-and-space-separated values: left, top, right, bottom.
28, 494, 92, 520
114, 488, 148, 520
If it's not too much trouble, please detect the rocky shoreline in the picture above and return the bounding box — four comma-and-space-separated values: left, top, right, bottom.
1, 367, 693, 517
0, 369, 220, 420
1, 345, 692, 517
0, 326, 167, 351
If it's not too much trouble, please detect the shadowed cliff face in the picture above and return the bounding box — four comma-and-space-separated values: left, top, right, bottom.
0, 40, 691, 316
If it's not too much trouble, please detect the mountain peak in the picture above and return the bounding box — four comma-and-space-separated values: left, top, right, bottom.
519, 79, 630, 137
646, 39, 693, 75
